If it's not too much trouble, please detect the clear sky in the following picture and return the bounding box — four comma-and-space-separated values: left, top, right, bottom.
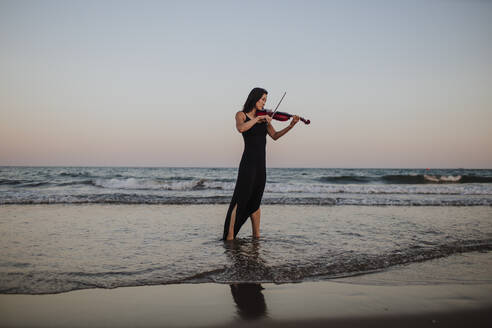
1, 0, 491, 168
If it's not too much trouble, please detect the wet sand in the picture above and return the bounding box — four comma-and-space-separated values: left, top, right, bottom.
1, 254, 492, 327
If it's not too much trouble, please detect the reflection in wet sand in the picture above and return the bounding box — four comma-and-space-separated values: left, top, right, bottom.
230, 283, 267, 320
224, 239, 269, 320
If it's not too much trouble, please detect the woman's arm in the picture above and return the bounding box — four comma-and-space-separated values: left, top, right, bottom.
235, 111, 264, 133
267, 115, 299, 140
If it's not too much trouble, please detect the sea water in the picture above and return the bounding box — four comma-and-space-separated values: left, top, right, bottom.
1, 167, 491, 206
1, 167, 491, 294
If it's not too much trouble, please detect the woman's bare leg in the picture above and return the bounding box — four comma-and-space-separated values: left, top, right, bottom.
250, 207, 261, 238
226, 203, 238, 240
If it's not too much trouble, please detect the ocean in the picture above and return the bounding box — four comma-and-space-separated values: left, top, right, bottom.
1, 166, 491, 294
1, 166, 492, 206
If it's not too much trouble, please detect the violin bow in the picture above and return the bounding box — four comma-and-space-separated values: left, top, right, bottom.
265, 91, 286, 124
271, 91, 286, 117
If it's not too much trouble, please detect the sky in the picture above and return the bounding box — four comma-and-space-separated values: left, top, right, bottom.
0, 0, 491, 168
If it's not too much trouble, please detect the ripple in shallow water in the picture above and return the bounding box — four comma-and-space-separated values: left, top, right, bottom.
1, 205, 491, 294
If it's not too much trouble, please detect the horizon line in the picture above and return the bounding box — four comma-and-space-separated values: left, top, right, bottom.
1, 165, 491, 170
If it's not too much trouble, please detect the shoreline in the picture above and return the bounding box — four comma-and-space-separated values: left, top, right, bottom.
1, 205, 492, 293
2, 250, 492, 328
1, 204, 491, 326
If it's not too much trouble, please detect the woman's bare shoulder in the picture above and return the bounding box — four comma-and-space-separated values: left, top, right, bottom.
235, 111, 246, 120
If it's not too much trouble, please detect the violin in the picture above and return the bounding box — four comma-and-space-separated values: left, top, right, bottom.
256, 109, 311, 125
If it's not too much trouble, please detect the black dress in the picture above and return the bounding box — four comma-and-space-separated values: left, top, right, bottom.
222, 114, 267, 240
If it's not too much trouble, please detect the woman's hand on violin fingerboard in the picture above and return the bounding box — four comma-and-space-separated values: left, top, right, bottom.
290, 115, 300, 126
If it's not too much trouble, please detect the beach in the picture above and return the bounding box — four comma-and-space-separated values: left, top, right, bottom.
1, 203, 492, 326
1, 254, 491, 327
2, 0, 492, 324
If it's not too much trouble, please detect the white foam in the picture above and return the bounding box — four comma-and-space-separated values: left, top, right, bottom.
424, 175, 440, 182
424, 175, 462, 183
440, 175, 462, 182
93, 178, 163, 190
92, 178, 231, 191
87, 178, 492, 195
264, 182, 492, 195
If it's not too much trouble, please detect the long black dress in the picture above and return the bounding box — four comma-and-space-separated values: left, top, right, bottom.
222, 114, 267, 240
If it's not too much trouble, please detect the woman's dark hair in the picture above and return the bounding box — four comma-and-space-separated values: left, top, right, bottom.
242, 87, 268, 113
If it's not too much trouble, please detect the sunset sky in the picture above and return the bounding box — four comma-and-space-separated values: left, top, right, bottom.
1, 0, 491, 168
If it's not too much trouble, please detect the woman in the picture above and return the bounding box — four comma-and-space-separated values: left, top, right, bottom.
222, 87, 299, 241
